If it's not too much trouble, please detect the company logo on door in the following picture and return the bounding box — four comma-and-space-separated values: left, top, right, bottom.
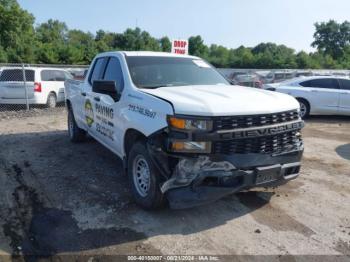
85, 99, 94, 127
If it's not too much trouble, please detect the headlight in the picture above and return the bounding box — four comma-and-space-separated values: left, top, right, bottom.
170, 141, 211, 153
168, 116, 213, 131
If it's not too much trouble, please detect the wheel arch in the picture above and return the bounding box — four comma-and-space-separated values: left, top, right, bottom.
66, 99, 72, 109
295, 97, 311, 109
295, 97, 311, 117
123, 128, 148, 158
48, 91, 57, 97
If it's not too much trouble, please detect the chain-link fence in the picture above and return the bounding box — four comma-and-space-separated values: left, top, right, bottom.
1, 63, 349, 115
217, 68, 350, 88
0, 63, 88, 114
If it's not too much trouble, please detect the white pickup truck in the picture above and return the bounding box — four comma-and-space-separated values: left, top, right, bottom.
65, 51, 304, 209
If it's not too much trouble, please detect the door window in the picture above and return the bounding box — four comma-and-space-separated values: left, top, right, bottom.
41, 70, 56, 81
300, 78, 339, 89
103, 57, 124, 92
41, 70, 71, 82
89, 58, 107, 85
54, 71, 67, 81
338, 79, 350, 90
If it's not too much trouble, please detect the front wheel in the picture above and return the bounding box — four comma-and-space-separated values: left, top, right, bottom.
127, 141, 165, 209
297, 99, 310, 119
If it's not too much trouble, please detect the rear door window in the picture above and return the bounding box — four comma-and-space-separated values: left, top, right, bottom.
0, 69, 35, 82
54, 71, 67, 81
41, 70, 56, 81
41, 70, 70, 82
338, 79, 350, 90
89, 58, 108, 85
300, 78, 339, 89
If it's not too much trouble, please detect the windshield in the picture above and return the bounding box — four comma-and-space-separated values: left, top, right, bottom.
125, 56, 229, 88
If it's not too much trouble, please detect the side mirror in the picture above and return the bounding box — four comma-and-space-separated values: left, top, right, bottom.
92, 80, 121, 102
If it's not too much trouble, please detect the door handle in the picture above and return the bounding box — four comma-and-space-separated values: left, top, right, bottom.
94, 97, 100, 102
340, 92, 348, 95
311, 90, 318, 92
81, 92, 86, 96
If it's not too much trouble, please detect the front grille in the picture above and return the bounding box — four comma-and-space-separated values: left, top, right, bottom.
212, 131, 301, 155
213, 110, 300, 130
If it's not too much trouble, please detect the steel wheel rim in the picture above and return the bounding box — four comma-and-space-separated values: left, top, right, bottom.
299, 102, 307, 118
132, 155, 151, 197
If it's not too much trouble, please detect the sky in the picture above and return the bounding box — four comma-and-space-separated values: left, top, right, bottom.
18, 0, 350, 52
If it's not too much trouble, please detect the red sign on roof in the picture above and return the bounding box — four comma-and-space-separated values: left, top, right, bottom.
171, 39, 189, 55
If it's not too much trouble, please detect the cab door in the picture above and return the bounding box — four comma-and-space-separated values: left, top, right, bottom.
90, 57, 125, 156
299, 78, 340, 114
83, 57, 108, 139
337, 78, 350, 114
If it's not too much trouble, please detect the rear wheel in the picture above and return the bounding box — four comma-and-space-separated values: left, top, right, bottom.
127, 141, 165, 209
297, 98, 310, 119
68, 107, 86, 143
46, 93, 57, 108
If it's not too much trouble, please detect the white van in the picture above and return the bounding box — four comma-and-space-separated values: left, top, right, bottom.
0, 67, 72, 108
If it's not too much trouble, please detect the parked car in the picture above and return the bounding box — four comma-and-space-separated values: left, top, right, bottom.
265, 76, 350, 118
65, 51, 304, 209
0, 67, 72, 108
264, 71, 295, 83
235, 74, 263, 88
69, 69, 88, 80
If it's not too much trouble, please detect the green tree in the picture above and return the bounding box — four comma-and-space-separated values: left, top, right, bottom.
252, 43, 297, 68
67, 30, 97, 64
95, 31, 119, 52
36, 19, 68, 43
189, 35, 209, 59
312, 20, 350, 59
0, 0, 36, 62
160, 36, 171, 52
208, 44, 230, 67
228, 46, 255, 68
295, 51, 319, 69
35, 19, 68, 63
0, 45, 7, 62
113, 28, 161, 51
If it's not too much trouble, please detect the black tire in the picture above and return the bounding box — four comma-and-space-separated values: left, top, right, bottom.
297, 98, 310, 119
68, 107, 86, 143
46, 92, 57, 108
127, 141, 165, 209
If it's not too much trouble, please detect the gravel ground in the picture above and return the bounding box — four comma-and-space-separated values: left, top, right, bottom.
0, 109, 349, 261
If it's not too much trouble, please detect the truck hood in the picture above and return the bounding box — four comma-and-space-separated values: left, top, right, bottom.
141, 85, 300, 116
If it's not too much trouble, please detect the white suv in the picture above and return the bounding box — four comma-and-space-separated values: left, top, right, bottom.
0, 67, 72, 108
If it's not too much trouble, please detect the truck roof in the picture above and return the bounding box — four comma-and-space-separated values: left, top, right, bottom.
99, 51, 199, 59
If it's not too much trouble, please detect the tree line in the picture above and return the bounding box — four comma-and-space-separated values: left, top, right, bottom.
1, 0, 350, 69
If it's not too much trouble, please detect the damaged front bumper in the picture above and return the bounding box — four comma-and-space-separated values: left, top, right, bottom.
147, 114, 305, 209
161, 149, 303, 209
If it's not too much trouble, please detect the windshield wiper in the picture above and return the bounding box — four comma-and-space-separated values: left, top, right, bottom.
139, 85, 167, 89
139, 83, 191, 89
